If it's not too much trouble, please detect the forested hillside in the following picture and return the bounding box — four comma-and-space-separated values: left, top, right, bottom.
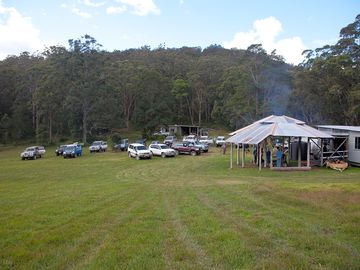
0, 15, 359, 144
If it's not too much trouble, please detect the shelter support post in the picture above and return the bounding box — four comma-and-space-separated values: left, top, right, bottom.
259, 143, 262, 171
264, 141, 267, 168
241, 144, 245, 168
320, 139, 324, 167
307, 137, 310, 167
287, 137, 291, 165
270, 138, 273, 169
236, 144, 239, 165
298, 137, 301, 167
230, 143, 233, 169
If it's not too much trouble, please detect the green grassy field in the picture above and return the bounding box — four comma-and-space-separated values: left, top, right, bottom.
0, 146, 360, 269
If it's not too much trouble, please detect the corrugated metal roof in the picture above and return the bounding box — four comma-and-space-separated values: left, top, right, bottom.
226, 115, 333, 145
317, 125, 360, 132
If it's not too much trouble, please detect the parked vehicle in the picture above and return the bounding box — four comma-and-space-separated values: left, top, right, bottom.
183, 135, 197, 143
164, 135, 177, 146
153, 130, 170, 136
188, 141, 209, 152
63, 144, 82, 158
171, 142, 201, 156
199, 136, 213, 145
89, 141, 107, 153
215, 136, 226, 147
20, 146, 41, 160
149, 143, 176, 158
36, 145, 46, 156
135, 138, 147, 146
128, 143, 152, 160
55, 145, 67, 156
113, 139, 129, 151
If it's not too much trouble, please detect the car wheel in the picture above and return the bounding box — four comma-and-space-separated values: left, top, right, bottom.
21, 157, 25, 160
190, 151, 196, 156
136, 155, 140, 160
128, 152, 132, 158
161, 152, 166, 158
33, 155, 36, 160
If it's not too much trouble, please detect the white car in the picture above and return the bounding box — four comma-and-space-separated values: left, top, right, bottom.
199, 136, 213, 145
128, 143, 152, 160
215, 136, 226, 147
149, 143, 176, 158
183, 135, 197, 143
36, 145, 46, 156
89, 141, 107, 153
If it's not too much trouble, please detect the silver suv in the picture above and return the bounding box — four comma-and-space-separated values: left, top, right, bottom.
89, 141, 108, 153
128, 143, 152, 160
20, 146, 41, 160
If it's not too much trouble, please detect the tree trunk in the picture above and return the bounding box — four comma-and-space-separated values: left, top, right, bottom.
186, 98, 193, 125
83, 109, 87, 144
49, 112, 52, 144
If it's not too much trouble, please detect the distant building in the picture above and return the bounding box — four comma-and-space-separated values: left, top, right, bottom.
168, 124, 201, 136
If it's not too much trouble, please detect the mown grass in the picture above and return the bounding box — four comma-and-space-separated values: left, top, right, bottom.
0, 146, 359, 269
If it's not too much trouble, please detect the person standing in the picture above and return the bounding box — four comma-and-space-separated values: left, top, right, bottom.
276, 147, 283, 167
253, 145, 257, 164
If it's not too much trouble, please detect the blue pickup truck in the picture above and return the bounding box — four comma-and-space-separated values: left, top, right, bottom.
63, 144, 82, 158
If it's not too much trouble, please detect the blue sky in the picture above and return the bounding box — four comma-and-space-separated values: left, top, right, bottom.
0, 0, 358, 63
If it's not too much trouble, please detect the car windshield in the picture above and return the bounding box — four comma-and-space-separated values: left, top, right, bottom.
218, 136, 225, 140
160, 145, 170, 149
136, 146, 146, 151
65, 146, 75, 151
165, 136, 173, 140
26, 147, 35, 151
93, 141, 101, 145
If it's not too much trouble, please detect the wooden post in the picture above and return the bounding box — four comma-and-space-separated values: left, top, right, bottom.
287, 137, 291, 165
307, 137, 310, 167
264, 141, 267, 168
259, 143, 262, 171
236, 143, 239, 165
298, 137, 301, 167
320, 139, 324, 167
230, 143, 233, 169
241, 144, 245, 168
270, 138, 273, 169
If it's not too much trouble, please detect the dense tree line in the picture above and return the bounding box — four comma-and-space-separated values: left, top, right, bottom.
0, 15, 359, 144
289, 14, 360, 125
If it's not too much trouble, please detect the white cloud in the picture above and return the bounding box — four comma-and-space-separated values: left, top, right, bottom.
223, 16, 307, 64
115, 0, 160, 16
71, 7, 92, 18
106, 5, 127, 14
0, 1, 47, 59
83, 0, 106, 8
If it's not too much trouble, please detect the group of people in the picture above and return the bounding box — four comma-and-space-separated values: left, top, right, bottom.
252, 144, 287, 167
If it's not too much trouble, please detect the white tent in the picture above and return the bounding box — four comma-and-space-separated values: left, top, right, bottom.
226, 115, 333, 170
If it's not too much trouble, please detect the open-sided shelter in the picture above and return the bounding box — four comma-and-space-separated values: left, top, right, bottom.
226, 115, 333, 170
